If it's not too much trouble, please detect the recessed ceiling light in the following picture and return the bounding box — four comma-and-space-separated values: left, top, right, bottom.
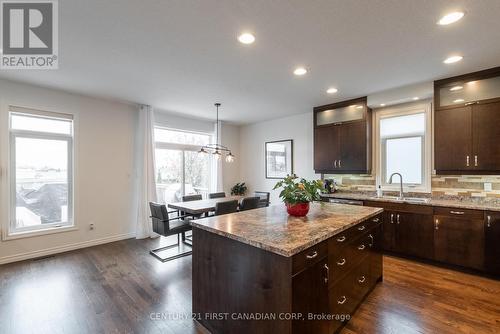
450, 85, 463, 91
380, 103, 386, 107
454, 98, 465, 103
444, 55, 463, 64
437, 12, 465, 25
467, 80, 477, 85
356, 105, 363, 109
413, 97, 419, 101
326, 87, 338, 94
293, 67, 308, 76
238, 33, 255, 44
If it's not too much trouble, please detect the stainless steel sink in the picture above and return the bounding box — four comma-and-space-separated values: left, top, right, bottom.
369, 196, 430, 204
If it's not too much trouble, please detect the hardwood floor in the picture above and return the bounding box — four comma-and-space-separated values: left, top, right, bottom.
0, 238, 499, 334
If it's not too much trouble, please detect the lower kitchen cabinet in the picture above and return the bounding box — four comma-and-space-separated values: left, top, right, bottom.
434, 207, 485, 270
485, 211, 500, 275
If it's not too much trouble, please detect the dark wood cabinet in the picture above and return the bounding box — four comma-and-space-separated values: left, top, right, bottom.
472, 102, 500, 171
434, 67, 500, 174
314, 97, 371, 174
434, 207, 485, 270
485, 211, 500, 275
292, 257, 330, 334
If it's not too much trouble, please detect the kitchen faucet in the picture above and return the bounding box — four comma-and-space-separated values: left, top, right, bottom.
388, 173, 404, 200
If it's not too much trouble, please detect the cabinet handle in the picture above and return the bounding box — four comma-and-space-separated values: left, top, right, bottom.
474, 155, 478, 167
358, 244, 366, 251
466, 156, 470, 167
336, 258, 346, 266
435, 219, 439, 230
337, 296, 347, 305
396, 214, 400, 225
334, 160, 337, 168
390, 214, 394, 224
339, 160, 342, 168
358, 276, 366, 283
323, 264, 329, 284
306, 251, 318, 259
372, 218, 380, 223
450, 211, 465, 215
368, 234, 374, 247
358, 225, 366, 231
487, 215, 491, 228
336, 236, 346, 242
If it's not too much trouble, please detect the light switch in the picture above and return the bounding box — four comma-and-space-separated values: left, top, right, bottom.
484, 182, 493, 191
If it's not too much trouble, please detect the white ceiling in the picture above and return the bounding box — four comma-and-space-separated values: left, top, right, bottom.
1, 0, 500, 124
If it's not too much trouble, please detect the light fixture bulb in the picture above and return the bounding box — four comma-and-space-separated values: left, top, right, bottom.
444, 55, 463, 64
293, 67, 307, 76
213, 151, 221, 161
225, 153, 235, 163
438, 12, 465, 25
326, 87, 338, 94
238, 33, 255, 44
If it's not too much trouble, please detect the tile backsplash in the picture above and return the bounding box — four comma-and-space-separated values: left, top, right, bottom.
324, 174, 500, 198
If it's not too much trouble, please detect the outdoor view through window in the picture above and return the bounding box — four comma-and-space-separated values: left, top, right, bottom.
10, 111, 73, 233
154, 128, 212, 203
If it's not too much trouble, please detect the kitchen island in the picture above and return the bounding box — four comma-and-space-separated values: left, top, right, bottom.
191, 202, 384, 334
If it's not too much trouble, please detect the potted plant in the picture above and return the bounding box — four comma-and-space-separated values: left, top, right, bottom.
231, 182, 247, 196
273, 175, 324, 217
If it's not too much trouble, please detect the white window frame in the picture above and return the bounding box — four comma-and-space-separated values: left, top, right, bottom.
7, 108, 74, 237
374, 101, 432, 193
154, 126, 214, 199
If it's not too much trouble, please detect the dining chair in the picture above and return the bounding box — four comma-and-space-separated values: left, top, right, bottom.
239, 197, 261, 211
254, 191, 270, 207
214, 200, 239, 216
182, 194, 202, 202
209, 192, 226, 199
149, 202, 193, 262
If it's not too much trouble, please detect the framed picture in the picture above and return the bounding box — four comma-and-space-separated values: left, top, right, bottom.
265, 140, 293, 179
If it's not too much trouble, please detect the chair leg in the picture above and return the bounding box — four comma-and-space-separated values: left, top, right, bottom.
150, 234, 192, 262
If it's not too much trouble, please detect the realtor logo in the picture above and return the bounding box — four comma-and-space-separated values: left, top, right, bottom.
1, 0, 58, 69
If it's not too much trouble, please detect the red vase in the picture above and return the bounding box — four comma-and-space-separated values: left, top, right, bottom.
286, 202, 310, 217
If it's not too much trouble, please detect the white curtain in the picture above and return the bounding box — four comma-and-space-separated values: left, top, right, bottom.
134, 105, 158, 239
210, 120, 223, 192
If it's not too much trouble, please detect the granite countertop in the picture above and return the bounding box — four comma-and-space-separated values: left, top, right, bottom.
190, 203, 383, 257
321, 192, 500, 212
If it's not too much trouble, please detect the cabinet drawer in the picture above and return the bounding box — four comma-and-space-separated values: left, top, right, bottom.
330, 215, 382, 253
433, 206, 484, 220
364, 200, 433, 215
292, 240, 328, 275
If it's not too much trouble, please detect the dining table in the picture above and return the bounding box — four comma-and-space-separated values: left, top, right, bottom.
167, 196, 244, 216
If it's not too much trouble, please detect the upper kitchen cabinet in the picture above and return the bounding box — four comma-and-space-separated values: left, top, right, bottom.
314, 97, 372, 174
434, 67, 500, 174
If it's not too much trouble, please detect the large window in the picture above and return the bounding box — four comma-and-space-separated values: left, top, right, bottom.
9, 108, 74, 235
376, 103, 431, 192
154, 127, 212, 203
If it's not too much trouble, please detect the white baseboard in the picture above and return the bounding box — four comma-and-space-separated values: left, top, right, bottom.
0, 232, 136, 265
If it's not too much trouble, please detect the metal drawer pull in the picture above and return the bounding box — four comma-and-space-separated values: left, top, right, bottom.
324, 264, 329, 284
337, 296, 347, 305
390, 213, 394, 224
450, 211, 465, 215
372, 218, 380, 223
336, 258, 346, 266
487, 215, 491, 228
466, 155, 470, 167
306, 251, 318, 259
337, 236, 346, 242
358, 276, 366, 283
358, 244, 365, 251
368, 234, 374, 247
435, 219, 439, 230
358, 225, 366, 231
474, 155, 478, 167
334, 160, 337, 168
396, 214, 400, 225
339, 160, 342, 168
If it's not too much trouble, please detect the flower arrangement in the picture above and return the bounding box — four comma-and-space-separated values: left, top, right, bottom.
273, 175, 324, 216
230, 182, 247, 196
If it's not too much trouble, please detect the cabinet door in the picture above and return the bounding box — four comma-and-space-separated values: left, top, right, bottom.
434, 215, 485, 270
382, 211, 396, 251
292, 257, 330, 334
485, 212, 500, 275
338, 121, 368, 172
368, 224, 383, 284
394, 212, 434, 260
472, 102, 500, 171
434, 106, 473, 171
314, 126, 340, 171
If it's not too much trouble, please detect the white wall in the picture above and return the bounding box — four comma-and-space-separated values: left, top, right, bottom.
0, 79, 137, 264
221, 123, 241, 194
240, 112, 320, 204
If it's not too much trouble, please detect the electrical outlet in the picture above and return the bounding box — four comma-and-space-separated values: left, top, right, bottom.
89, 223, 95, 230
484, 182, 493, 192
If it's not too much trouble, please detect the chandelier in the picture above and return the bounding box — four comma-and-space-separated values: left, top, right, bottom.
198, 103, 235, 163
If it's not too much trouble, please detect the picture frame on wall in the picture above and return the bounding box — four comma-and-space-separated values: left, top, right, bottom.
265, 140, 293, 179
